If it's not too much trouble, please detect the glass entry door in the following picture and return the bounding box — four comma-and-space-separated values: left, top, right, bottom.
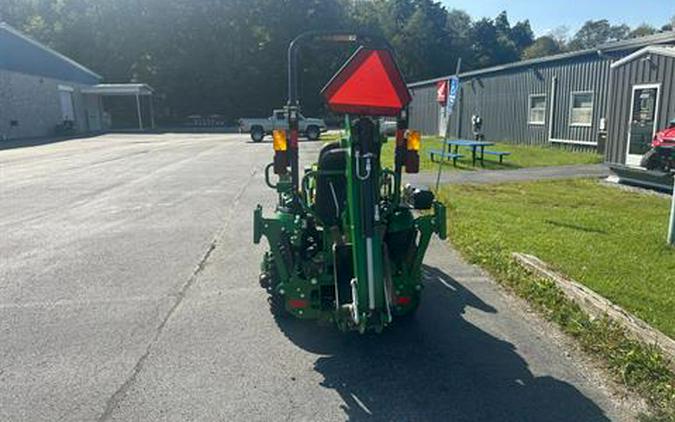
626, 84, 660, 166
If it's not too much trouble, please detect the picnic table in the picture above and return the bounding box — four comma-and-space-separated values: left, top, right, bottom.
429, 139, 512, 167
446, 139, 500, 166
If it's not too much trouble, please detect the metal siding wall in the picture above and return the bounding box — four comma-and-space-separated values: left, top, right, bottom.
660, 55, 675, 136
546, 55, 615, 144
409, 54, 620, 147
409, 85, 439, 136
454, 70, 548, 144
606, 54, 675, 163
608, 60, 630, 163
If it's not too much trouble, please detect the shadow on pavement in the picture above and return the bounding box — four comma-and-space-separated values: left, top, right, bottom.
0, 133, 110, 151
275, 265, 609, 421
0, 129, 242, 152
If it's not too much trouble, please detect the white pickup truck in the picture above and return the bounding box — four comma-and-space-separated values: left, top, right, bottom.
239, 109, 327, 142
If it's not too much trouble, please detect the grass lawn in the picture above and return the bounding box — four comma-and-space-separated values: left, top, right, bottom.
440, 179, 675, 338
378, 136, 602, 172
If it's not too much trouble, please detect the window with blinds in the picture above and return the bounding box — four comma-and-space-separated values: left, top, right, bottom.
528, 94, 546, 125
570, 92, 594, 126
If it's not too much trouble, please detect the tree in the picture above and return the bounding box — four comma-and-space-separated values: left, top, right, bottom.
629, 23, 657, 38
548, 25, 570, 47
444, 9, 473, 68
661, 15, 675, 31
3, 1, 647, 124
510, 20, 535, 51
470, 11, 533, 68
522, 36, 562, 60
350, 0, 468, 81
568, 19, 630, 50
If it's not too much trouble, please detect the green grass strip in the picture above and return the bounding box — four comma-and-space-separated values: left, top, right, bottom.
380, 136, 602, 172
438, 181, 675, 419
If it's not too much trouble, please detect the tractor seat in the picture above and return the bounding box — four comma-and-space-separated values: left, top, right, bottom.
315, 142, 347, 226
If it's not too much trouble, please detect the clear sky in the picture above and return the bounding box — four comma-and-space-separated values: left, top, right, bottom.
442, 0, 675, 36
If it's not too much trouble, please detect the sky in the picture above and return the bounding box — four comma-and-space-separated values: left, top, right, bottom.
442, 0, 675, 36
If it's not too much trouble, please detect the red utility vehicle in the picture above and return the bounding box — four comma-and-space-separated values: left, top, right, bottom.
641, 119, 675, 172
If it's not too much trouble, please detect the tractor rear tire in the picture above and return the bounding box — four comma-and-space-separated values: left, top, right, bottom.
261, 256, 289, 318
251, 126, 265, 143
306, 125, 320, 141
269, 291, 288, 318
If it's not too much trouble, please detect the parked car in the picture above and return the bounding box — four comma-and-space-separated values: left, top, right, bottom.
641, 118, 675, 172
239, 109, 327, 142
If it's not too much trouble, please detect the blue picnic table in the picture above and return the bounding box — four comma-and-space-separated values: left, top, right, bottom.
446, 139, 495, 166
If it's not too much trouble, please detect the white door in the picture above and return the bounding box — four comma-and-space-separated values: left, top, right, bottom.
59, 88, 75, 122
626, 84, 660, 167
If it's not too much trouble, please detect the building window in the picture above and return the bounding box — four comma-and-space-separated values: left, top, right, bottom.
570, 91, 594, 126
528, 94, 546, 125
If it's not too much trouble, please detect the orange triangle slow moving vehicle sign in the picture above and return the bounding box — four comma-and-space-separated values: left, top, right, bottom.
321, 47, 412, 117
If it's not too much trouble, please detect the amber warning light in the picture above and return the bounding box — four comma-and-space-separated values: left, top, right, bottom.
321, 47, 412, 117
407, 130, 421, 152
272, 130, 287, 151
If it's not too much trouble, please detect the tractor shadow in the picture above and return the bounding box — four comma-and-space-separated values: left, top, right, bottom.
275, 265, 610, 421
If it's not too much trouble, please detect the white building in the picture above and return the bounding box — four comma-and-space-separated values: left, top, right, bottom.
0, 22, 153, 141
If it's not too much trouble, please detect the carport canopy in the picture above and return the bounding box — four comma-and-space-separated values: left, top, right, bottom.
82, 83, 155, 130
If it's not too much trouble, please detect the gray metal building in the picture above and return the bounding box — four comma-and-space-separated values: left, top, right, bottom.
0, 22, 154, 141
407, 32, 675, 165
606, 46, 675, 165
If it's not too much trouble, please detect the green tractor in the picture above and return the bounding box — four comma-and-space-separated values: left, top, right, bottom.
253, 32, 446, 333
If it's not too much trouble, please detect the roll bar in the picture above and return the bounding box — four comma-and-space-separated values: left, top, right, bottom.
285, 31, 394, 191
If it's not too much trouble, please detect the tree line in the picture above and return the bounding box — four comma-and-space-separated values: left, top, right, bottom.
522, 18, 675, 59
1, 0, 673, 124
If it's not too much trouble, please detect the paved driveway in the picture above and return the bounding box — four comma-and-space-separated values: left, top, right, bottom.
0, 134, 632, 421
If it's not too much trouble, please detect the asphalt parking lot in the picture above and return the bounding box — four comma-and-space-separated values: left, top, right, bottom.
0, 133, 635, 421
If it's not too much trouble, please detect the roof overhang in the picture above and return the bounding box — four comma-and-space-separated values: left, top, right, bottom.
610, 45, 675, 68
0, 22, 103, 82
81, 83, 154, 96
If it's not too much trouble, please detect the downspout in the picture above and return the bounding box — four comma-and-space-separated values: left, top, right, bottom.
456, 86, 463, 138
547, 75, 557, 142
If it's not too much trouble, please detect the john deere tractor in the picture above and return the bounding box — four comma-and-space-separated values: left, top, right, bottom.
253, 32, 446, 333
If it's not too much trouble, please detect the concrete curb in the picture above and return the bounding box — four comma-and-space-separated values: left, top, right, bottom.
513, 252, 675, 372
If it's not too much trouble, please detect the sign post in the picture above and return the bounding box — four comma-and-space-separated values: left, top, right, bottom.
668, 180, 675, 246
435, 58, 461, 192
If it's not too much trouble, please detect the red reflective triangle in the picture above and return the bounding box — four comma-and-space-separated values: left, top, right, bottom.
321, 48, 412, 117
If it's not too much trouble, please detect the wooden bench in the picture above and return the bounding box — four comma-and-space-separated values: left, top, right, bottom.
429, 149, 463, 166
482, 150, 511, 163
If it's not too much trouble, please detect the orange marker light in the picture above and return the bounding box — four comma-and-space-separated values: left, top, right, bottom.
273, 130, 287, 152
407, 130, 421, 151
